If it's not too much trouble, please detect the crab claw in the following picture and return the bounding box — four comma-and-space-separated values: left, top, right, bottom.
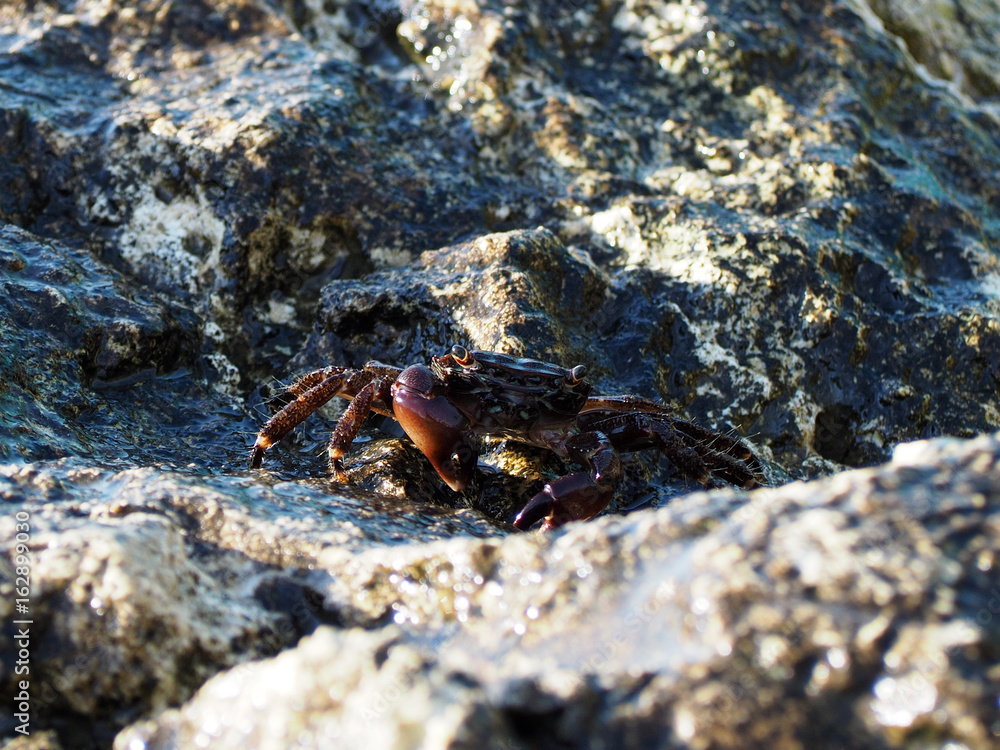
392, 365, 478, 491
514, 473, 613, 531
513, 491, 555, 531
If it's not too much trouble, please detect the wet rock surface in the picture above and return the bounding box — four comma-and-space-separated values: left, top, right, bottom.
857, 0, 1000, 100
1, 0, 999, 748
0, 461, 503, 745
118, 433, 1000, 749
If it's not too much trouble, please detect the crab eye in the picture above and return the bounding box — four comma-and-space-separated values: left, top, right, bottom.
567, 365, 587, 384
450, 345, 473, 365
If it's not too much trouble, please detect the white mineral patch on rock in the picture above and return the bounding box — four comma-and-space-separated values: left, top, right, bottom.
207, 351, 242, 396
587, 203, 648, 263
287, 226, 330, 273
118, 185, 225, 296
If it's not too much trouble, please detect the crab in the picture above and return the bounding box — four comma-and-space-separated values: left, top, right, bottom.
249, 346, 765, 531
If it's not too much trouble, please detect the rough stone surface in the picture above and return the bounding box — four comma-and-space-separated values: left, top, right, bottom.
1, 0, 999, 748
0, 461, 501, 745
116, 433, 1000, 750
857, 0, 1000, 100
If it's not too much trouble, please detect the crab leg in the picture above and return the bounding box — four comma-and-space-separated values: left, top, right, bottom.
513, 431, 623, 531
585, 397, 758, 463
282, 368, 340, 399
250, 368, 356, 468
248, 364, 397, 468
327, 377, 394, 480
580, 394, 668, 415
580, 410, 764, 489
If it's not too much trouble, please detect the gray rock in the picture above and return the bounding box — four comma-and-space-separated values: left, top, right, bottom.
857, 0, 1000, 100
0, 461, 500, 742
115, 432, 1000, 749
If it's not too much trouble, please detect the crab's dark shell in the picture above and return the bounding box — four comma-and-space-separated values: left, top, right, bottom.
431, 350, 591, 438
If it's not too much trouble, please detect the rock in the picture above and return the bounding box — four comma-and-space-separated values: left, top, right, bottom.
1, 0, 999, 747
0, 461, 501, 743
3, 0, 999, 472
857, 0, 1000, 100
115, 432, 1000, 749
0, 224, 206, 465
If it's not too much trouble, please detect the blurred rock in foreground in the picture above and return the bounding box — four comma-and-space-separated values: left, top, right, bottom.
109, 432, 1000, 749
